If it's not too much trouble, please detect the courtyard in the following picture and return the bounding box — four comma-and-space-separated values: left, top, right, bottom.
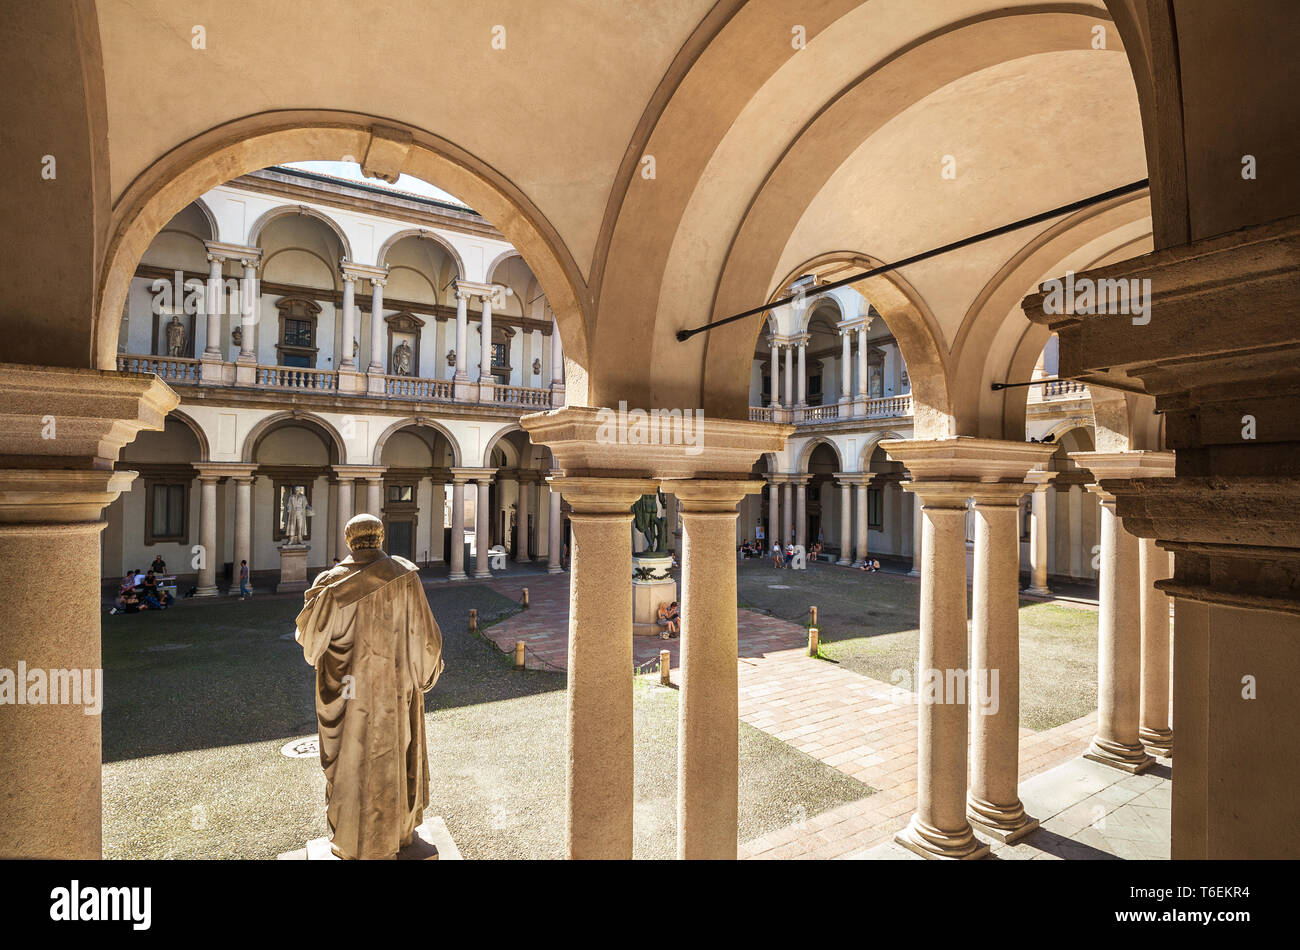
101, 560, 1107, 860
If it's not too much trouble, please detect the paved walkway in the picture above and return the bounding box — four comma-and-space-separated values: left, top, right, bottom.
476, 571, 1100, 859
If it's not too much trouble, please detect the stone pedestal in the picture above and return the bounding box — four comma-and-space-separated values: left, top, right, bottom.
276, 543, 310, 593
278, 816, 461, 860
632, 554, 677, 637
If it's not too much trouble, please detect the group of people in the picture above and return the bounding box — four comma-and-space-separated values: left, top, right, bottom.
656, 601, 680, 639
860, 557, 882, 572
108, 555, 175, 614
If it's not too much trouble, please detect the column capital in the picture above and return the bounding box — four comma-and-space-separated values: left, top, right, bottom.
204, 241, 261, 264
834, 471, 873, 487
1070, 449, 1175, 501
880, 437, 1059, 484
546, 476, 658, 515
660, 478, 762, 512
521, 406, 792, 480
332, 464, 386, 480
340, 261, 388, 283
195, 462, 258, 482
450, 466, 496, 484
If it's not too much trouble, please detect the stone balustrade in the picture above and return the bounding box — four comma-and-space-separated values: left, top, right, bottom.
256, 364, 339, 391
116, 354, 202, 383
491, 384, 553, 407
383, 375, 453, 401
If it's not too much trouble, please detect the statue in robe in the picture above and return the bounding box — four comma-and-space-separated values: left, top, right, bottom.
294, 514, 445, 860
166, 315, 187, 356
393, 340, 413, 376
632, 490, 670, 554
282, 486, 313, 544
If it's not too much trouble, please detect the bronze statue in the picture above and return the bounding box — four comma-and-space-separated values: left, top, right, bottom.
632, 490, 670, 554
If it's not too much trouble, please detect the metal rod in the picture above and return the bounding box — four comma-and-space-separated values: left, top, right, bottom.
990, 377, 1077, 392
674, 178, 1149, 342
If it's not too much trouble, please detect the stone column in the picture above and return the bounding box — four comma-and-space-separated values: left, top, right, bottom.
478, 293, 494, 381
856, 326, 868, 407
795, 478, 807, 549
909, 492, 923, 576
767, 476, 779, 546
1025, 480, 1052, 595
1068, 482, 1084, 577
968, 486, 1039, 842
550, 315, 565, 403
1139, 540, 1174, 756
204, 254, 224, 358
474, 474, 493, 577
195, 472, 220, 597
334, 474, 354, 559
796, 338, 807, 407
547, 477, 563, 572
454, 288, 471, 381
837, 477, 852, 565
1087, 488, 1151, 772
839, 329, 852, 405
666, 479, 761, 859
854, 476, 872, 566
448, 473, 468, 580
781, 480, 792, 544
769, 338, 781, 409
233, 473, 254, 590
0, 368, 177, 859
783, 339, 793, 408
515, 474, 532, 562
238, 259, 258, 362
367, 276, 387, 373
553, 476, 657, 858
365, 476, 383, 517
338, 271, 356, 371
896, 488, 988, 859
428, 478, 446, 563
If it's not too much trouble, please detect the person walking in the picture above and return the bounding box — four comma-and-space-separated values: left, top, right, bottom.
239, 559, 251, 599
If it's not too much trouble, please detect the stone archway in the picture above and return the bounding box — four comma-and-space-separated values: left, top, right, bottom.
95, 113, 592, 405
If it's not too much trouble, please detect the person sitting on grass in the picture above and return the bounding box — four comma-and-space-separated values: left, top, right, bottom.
657, 601, 679, 639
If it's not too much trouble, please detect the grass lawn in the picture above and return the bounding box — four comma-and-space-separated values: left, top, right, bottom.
101, 581, 868, 859
737, 559, 1099, 731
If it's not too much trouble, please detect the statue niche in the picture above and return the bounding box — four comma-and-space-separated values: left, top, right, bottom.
384, 311, 425, 377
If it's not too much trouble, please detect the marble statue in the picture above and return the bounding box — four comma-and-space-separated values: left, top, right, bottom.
532, 357, 541, 376
283, 485, 314, 544
294, 514, 444, 860
447, 348, 456, 368
393, 340, 412, 376
232, 326, 242, 348
165, 315, 187, 356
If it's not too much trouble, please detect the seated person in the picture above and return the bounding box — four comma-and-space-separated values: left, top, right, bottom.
150, 555, 167, 575
132, 569, 146, 588
657, 602, 679, 639
142, 570, 159, 596
120, 589, 143, 613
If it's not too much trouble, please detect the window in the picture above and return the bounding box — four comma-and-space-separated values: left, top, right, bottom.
388, 484, 414, 503
274, 296, 321, 368
867, 487, 883, 530
146, 482, 187, 544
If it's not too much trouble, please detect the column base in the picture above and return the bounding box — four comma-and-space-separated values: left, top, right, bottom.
967, 794, 1040, 844
1022, 585, 1051, 596
194, 585, 219, 598
448, 571, 467, 581
234, 359, 257, 386
894, 815, 990, 860
1084, 736, 1155, 773
836, 557, 851, 566
907, 568, 920, 577
548, 565, 565, 574
366, 372, 386, 396
1139, 726, 1174, 758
